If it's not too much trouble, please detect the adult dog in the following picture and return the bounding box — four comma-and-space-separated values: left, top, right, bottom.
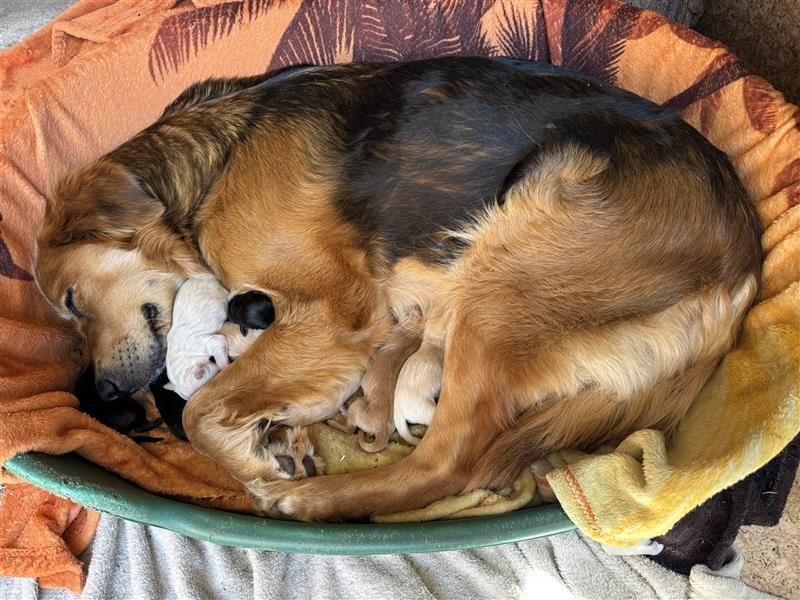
34, 57, 761, 521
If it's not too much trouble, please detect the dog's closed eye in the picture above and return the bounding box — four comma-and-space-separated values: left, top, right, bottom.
142, 303, 159, 322
64, 286, 82, 317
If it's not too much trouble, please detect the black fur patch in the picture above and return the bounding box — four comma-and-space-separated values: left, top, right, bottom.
227, 291, 276, 332
292, 57, 683, 263
150, 371, 188, 440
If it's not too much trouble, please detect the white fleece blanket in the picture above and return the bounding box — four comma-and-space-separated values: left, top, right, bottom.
0, 513, 776, 600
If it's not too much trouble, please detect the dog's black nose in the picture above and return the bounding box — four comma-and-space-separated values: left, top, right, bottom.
97, 378, 126, 402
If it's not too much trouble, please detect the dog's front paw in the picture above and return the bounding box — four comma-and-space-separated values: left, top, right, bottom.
261, 426, 325, 481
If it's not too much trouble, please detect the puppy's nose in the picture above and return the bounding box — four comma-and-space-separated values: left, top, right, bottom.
97, 378, 126, 402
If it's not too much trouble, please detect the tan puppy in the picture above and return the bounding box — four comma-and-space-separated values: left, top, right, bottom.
393, 338, 443, 445
328, 328, 420, 452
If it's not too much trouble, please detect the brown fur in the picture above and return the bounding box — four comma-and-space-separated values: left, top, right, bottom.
33, 59, 762, 521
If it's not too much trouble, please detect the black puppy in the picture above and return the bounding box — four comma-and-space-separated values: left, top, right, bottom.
150, 371, 188, 440
227, 290, 275, 335
75, 365, 162, 441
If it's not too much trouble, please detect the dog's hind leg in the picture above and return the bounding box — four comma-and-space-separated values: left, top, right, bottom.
245, 277, 755, 521
248, 317, 505, 520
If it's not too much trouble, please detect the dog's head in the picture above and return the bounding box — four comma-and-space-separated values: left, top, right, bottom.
34, 161, 204, 399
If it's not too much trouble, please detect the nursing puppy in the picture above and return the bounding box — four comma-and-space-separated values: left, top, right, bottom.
165, 275, 230, 399
34, 58, 762, 521
76, 364, 162, 439
393, 339, 443, 445
227, 290, 276, 335
328, 327, 421, 452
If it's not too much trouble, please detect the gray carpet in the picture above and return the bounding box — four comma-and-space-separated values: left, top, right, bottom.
0, 513, 778, 600
0, 0, 74, 49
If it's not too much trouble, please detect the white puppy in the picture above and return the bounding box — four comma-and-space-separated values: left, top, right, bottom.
393, 339, 443, 445
165, 275, 231, 399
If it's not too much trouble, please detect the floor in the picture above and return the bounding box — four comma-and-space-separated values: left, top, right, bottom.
0, 0, 73, 49
697, 0, 800, 104
738, 478, 800, 598
1, 1, 798, 598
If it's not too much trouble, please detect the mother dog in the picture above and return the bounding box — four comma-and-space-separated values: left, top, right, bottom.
34, 58, 761, 521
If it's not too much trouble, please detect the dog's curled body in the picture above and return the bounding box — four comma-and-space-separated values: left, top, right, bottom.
165, 275, 230, 399
34, 57, 762, 521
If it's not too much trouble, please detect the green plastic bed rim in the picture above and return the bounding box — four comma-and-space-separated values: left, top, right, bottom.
4, 452, 576, 554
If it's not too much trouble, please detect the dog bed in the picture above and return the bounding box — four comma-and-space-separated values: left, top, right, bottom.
0, 0, 798, 557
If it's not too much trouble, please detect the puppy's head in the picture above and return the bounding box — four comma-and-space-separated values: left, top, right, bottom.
34, 160, 204, 399
227, 290, 276, 331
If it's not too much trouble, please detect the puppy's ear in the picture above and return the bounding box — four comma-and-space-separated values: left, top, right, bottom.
42, 161, 164, 247
193, 365, 207, 381
193, 363, 219, 384
163, 381, 176, 391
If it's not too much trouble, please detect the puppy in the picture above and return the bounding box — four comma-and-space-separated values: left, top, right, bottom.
227, 290, 275, 335
165, 275, 230, 399
328, 328, 421, 452
393, 338, 443, 445
76, 364, 162, 440
219, 321, 262, 360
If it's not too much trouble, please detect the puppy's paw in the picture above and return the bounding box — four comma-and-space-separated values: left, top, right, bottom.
345, 395, 393, 453
261, 426, 325, 481
325, 407, 355, 434
356, 427, 390, 453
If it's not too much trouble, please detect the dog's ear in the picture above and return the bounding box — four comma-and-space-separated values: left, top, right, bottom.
163, 381, 176, 391
41, 161, 205, 276
42, 161, 164, 247
134, 220, 206, 277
